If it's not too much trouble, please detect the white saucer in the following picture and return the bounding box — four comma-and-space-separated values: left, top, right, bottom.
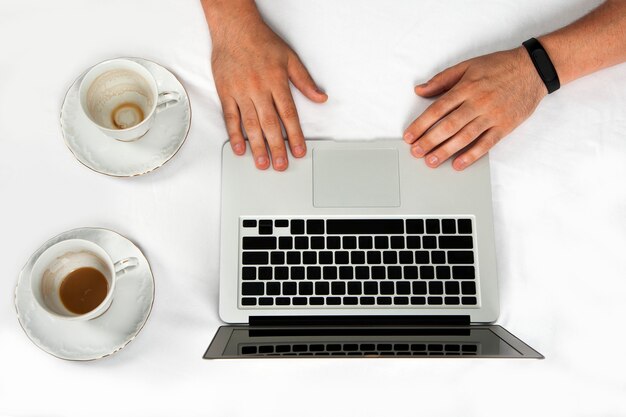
15, 228, 155, 361
60, 57, 191, 177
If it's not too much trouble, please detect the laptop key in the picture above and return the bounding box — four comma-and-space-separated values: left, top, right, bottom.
299, 282, 313, 295
259, 220, 273, 235
315, 282, 330, 295
457, 219, 472, 234
258, 267, 272, 280
302, 251, 317, 264
363, 281, 378, 295
323, 266, 338, 280
339, 266, 354, 280
326, 219, 404, 235
274, 219, 289, 227
275, 267, 289, 280
243, 237, 276, 250
452, 265, 475, 279
371, 266, 386, 279
242, 282, 264, 296
242, 252, 269, 265
380, 281, 394, 295
429, 281, 444, 295
399, 251, 413, 264
355, 266, 369, 279
431, 251, 446, 264
286, 251, 301, 265
294, 237, 308, 250
404, 266, 418, 279
461, 296, 477, 305
278, 236, 293, 250
242, 220, 257, 228
270, 251, 285, 265
410, 296, 426, 305
436, 266, 451, 280
348, 282, 362, 295
276, 297, 291, 306
387, 266, 402, 279
462, 281, 477, 295
259, 297, 274, 306
306, 219, 325, 235
445, 296, 460, 305
326, 297, 341, 305
351, 251, 366, 264
343, 297, 358, 305
326, 236, 341, 249
428, 296, 443, 305
377, 297, 392, 305
390, 236, 404, 249
420, 266, 435, 280
396, 281, 410, 295
242, 297, 256, 306
448, 251, 474, 264
292, 297, 307, 306
414, 251, 430, 264
309, 297, 324, 305
290, 219, 305, 235
422, 236, 437, 249
394, 297, 409, 305
383, 251, 397, 264
343, 236, 357, 249
441, 219, 456, 234
406, 236, 421, 249
331, 281, 346, 295
412, 281, 427, 295
282, 282, 297, 295
266, 282, 280, 296
306, 266, 321, 280
310, 236, 325, 249
374, 236, 389, 249
367, 251, 382, 264
358, 236, 373, 249
445, 281, 460, 295
406, 219, 425, 234
289, 266, 304, 280
425, 219, 440, 234
319, 251, 333, 264
360, 296, 375, 305
439, 235, 473, 249
242, 267, 256, 280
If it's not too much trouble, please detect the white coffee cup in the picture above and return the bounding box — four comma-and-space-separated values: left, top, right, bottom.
79, 58, 180, 141
30, 239, 138, 321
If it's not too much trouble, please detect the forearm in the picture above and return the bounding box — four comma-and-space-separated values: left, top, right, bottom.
200, 0, 263, 43
539, 0, 626, 85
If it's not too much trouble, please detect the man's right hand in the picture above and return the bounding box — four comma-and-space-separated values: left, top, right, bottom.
205, 1, 327, 171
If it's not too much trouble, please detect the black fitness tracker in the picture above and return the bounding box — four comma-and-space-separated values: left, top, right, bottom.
522, 37, 560, 94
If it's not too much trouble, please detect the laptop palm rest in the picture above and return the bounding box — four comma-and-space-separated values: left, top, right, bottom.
313, 148, 400, 208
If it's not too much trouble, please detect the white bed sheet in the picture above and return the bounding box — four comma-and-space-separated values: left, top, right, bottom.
1, 0, 625, 415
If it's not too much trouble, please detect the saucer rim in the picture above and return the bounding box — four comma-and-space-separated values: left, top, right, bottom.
59, 56, 192, 178
14, 227, 156, 362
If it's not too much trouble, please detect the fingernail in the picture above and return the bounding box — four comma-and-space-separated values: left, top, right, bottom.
233, 143, 244, 154
412, 145, 425, 157
275, 157, 286, 167
315, 86, 325, 94
417, 81, 428, 88
454, 158, 466, 170
403, 132, 414, 143
257, 156, 268, 166
427, 155, 439, 166
294, 145, 306, 157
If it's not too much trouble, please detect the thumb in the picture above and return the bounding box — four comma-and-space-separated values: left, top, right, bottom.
288, 54, 328, 103
415, 61, 469, 97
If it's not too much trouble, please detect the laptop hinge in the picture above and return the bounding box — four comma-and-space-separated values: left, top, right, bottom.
249, 315, 470, 327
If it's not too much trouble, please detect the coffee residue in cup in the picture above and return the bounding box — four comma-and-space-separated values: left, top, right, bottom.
111, 102, 145, 129
59, 267, 108, 314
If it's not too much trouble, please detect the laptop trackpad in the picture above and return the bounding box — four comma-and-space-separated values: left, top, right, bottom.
313, 148, 400, 208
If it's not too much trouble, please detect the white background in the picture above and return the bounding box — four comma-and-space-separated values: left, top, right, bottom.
2, 0, 626, 415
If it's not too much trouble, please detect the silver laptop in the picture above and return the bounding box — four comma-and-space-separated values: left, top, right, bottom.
205, 139, 542, 359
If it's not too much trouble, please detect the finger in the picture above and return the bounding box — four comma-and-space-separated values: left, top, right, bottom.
422, 117, 491, 168
272, 88, 307, 158
287, 54, 328, 103
253, 96, 289, 171
220, 96, 246, 155
239, 98, 270, 170
453, 128, 503, 171
414, 61, 469, 98
410, 102, 476, 158
403, 90, 464, 144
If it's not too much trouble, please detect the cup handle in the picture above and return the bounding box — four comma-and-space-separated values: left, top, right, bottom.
156, 91, 181, 113
114, 257, 139, 279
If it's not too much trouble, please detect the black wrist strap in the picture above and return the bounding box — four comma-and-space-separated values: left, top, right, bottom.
522, 37, 560, 94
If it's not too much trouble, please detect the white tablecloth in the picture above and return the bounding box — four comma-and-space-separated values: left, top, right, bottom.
2, 0, 625, 415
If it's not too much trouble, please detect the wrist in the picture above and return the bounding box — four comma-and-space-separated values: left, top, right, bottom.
513, 46, 549, 101
202, 0, 264, 44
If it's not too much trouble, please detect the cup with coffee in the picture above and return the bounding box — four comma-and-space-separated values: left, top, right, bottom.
79, 58, 181, 141
30, 239, 138, 320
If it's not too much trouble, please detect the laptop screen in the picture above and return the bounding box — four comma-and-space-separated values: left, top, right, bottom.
203, 325, 542, 359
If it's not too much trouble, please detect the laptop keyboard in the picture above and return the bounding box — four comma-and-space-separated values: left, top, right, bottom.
240, 342, 479, 356
239, 217, 479, 308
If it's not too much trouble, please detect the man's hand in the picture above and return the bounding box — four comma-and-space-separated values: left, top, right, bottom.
206, 2, 327, 171
404, 47, 546, 170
